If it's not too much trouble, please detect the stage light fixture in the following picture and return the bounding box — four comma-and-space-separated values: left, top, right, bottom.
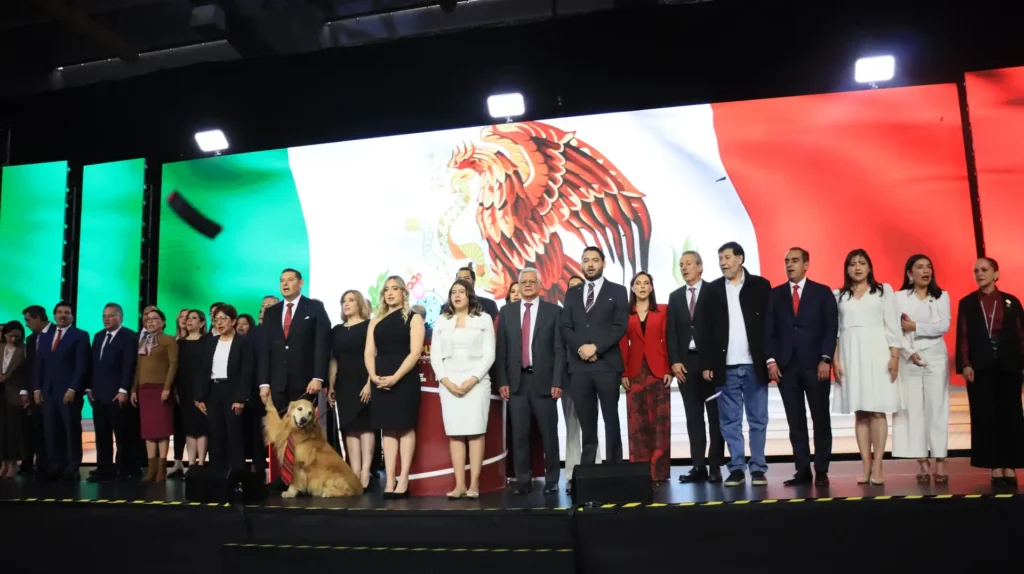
487, 93, 525, 119
854, 55, 895, 84
194, 129, 229, 153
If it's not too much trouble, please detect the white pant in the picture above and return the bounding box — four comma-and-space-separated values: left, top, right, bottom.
892, 343, 950, 458
561, 394, 601, 479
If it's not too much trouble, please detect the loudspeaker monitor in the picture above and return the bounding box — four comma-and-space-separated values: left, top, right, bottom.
571, 462, 652, 505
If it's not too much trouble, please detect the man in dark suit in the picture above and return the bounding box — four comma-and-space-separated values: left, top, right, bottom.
86, 303, 139, 482
561, 246, 629, 465
245, 295, 278, 479
259, 269, 331, 491
32, 301, 90, 482
698, 242, 772, 487
765, 247, 838, 487
667, 250, 724, 484
457, 266, 499, 320
21, 305, 51, 476
496, 267, 565, 495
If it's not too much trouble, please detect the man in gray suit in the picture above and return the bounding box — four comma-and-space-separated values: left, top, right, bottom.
496, 268, 564, 495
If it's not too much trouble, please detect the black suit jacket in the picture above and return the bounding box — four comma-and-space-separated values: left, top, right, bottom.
259, 296, 331, 394
88, 328, 138, 402
764, 279, 839, 370
560, 279, 629, 374
666, 280, 709, 365
197, 334, 254, 404
479, 297, 499, 320
697, 268, 772, 383
495, 299, 564, 395
956, 290, 1024, 374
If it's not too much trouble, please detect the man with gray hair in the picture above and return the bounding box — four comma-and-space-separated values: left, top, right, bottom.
496, 267, 565, 495
667, 250, 724, 484
86, 303, 140, 482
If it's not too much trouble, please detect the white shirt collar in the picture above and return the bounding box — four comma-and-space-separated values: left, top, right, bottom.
586, 276, 605, 295
789, 277, 807, 291
106, 326, 122, 338
42, 322, 52, 334
727, 269, 745, 289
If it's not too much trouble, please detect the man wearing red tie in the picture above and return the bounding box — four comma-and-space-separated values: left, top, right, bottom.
32, 302, 89, 482
764, 248, 839, 487
258, 269, 331, 492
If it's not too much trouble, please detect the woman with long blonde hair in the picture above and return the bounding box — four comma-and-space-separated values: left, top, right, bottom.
329, 289, 375, 489
365, 276, 425, 498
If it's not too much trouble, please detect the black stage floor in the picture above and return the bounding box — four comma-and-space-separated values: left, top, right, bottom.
2, 458, 1020, 574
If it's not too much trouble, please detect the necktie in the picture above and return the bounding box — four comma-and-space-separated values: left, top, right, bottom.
100, 332, 113, 360
585, 282, 595, 313
521, 302, 533, 368
283, 303, 294, 338
792, 284, 801, 315
688, 287, 697, 318
281, 435, 295, 486
51, 328, 63, 351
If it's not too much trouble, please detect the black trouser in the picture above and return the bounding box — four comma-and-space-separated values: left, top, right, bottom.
207, 383, 246, 471
679, 350, 724, 468
21, 402, 47, 471
967, 368, 1024, 469
121, 401, 146, 470
570, 370, 622, 465
92, 399, 130, 475
244, 399, 266, 472
509, 371, 560, 484
778, 364, 832, 475
172, 402, 185, 461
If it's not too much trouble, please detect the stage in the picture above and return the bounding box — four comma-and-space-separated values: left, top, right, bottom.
1, 458, 1019, 574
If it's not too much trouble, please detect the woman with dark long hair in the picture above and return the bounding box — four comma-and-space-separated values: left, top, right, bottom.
892, 254, 951, 483
430, 279, 495, 498
832, 249, 902, 485
618, 272, 672, 481
955, 257, 1024, 486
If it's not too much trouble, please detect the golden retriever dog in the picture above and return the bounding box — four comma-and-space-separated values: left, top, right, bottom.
264, 397, 363, 498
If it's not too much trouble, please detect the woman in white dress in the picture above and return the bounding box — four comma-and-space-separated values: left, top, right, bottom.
833, 249, 902, 485
892, 254, 951, 483
430, 279, 496, 499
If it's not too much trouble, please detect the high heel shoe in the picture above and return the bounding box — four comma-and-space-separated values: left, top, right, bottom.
869, 477, 885, 486
447, 488, 466, 500
856, 476, 870, 485
465, 490, 479, 499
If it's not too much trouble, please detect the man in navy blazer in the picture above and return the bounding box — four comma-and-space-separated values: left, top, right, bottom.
86, 303, 139, 482
765, 248, 839, 487
32, 301, 90, 481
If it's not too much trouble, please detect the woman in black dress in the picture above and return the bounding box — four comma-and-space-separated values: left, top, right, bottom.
955, 257, 1024, 486
329, 290, 374, 488
176, 310, 210, 471
365, 276, 425, 498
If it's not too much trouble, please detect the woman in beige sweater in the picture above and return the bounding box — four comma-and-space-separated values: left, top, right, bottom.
131, 309, 179, 482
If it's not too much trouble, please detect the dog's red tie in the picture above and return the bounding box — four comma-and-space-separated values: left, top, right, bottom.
281, 435, 295, 486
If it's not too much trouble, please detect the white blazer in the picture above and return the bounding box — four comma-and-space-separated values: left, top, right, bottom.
896, 289, 951, 359
429, 313, 495, 384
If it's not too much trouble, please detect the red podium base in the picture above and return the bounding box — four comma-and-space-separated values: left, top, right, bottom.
408, 340, 506, 496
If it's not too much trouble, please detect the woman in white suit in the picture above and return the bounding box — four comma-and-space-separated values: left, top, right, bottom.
430, 279, 496, 499
892, 254, 951, 483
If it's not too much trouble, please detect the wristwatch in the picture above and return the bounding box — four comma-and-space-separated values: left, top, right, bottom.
820, 356, 833, 365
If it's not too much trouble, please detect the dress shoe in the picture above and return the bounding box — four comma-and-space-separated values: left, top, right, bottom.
750, 471, 768, 486
87, 468, 100, 477
542, 483, 559, 495
783, 473, 813, 487
814, 473, 830, 487
511, 482, 533, 495
268, 479, 286, 494
723, 470, 745, 487
87, 472, 116, 483
565, 481, 573, 494
62, 472, 81, 483
708, 467, 723, 483
167, 468, 185, 480
678, 467, 708, 484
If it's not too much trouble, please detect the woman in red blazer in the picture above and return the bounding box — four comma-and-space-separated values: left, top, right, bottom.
619, 272, 672, 481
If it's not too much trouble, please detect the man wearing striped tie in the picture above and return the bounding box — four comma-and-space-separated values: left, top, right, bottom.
560, 247, 629, 466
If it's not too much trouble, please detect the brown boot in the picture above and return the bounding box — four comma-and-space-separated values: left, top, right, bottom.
142, 458, 158, 482
155, 459, 166, 482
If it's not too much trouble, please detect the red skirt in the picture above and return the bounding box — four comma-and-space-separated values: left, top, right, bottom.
139, 384, 174, 440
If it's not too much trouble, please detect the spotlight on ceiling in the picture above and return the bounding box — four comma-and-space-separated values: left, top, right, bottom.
194, 129, 229, 153
487, 93, 525, 120
854, 55, 895, 84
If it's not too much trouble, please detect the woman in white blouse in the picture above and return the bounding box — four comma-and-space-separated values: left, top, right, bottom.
430, 279, 496, 499
892, 254, 951, 483
833, 249, 902, 485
